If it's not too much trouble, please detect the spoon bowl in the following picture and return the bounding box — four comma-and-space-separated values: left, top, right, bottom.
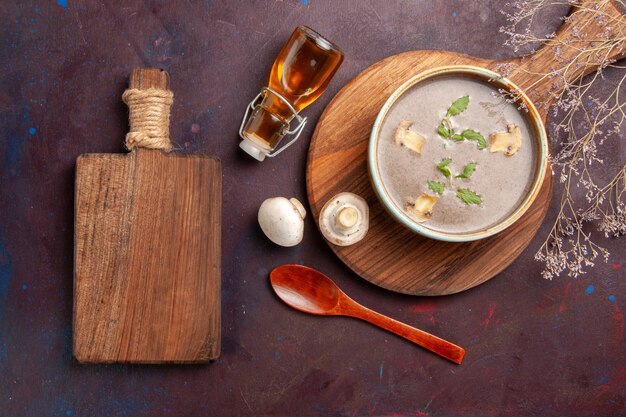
270, 264, 466, 364
270, 264, 340, 314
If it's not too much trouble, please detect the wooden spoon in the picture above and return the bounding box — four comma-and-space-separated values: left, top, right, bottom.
270, 264, 466, 364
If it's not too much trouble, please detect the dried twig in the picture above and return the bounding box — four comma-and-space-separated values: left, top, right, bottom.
500, 0, 626, 279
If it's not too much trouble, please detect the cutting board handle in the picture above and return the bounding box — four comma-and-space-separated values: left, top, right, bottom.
123, 68, 174, 152
129, 67, 169, 91
506, 0, 625, 102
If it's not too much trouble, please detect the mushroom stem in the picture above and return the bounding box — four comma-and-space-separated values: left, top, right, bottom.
336, 206, 359, 230
394, 120, 425, 155
289, 198, 307, 219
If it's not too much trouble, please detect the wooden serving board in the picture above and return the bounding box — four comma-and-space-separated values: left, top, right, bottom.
74, 69, 222, 363
307, 1, 626, 295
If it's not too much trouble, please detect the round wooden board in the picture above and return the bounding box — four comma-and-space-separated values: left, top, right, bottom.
306, 50, 553, 296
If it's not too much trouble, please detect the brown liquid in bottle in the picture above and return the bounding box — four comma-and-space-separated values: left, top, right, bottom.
242, 26, 344, 151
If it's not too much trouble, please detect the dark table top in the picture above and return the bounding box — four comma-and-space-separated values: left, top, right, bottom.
1, 1, 624, 416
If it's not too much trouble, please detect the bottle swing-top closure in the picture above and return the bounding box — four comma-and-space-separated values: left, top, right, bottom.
239, 26, 344, 161
239, 87, 307, 160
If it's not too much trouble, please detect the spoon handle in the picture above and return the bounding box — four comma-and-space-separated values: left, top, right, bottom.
348, 304, 465, 364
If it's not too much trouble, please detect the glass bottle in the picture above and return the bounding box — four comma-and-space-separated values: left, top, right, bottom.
239, 26, 344, 161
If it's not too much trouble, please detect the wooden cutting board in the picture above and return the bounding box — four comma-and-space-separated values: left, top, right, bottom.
74, 68, 221, 363
306, 0, 626, 295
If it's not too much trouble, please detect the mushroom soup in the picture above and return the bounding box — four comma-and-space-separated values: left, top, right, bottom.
376, 75, 538, 234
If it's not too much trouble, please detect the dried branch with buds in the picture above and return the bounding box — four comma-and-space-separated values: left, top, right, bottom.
500, 0, 626, 279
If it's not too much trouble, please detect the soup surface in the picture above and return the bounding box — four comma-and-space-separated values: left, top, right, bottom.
376, 74, 537, 234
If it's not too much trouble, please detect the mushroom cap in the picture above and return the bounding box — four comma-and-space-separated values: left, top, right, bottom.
258, 197, 306, 247
319, 192, 369, 246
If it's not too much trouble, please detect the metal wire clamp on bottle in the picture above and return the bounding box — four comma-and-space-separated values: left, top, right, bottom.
239, 87, 307, 160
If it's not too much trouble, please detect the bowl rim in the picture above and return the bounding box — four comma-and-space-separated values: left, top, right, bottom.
368, 65, 548, 242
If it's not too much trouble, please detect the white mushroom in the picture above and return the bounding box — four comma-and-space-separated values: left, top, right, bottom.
258, 197, 306, 247
490, 123, 522, 156
394, 120, 425, 154
405, 193, 438, 223
319, 192, 369, 246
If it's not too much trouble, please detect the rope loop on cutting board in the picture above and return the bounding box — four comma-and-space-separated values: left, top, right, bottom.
122, 88, 174, 151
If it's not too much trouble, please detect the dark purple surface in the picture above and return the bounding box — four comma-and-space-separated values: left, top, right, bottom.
1, 1, 624, 416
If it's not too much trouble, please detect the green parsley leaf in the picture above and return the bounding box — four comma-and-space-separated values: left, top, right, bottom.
437, 123, 451, 138
437, 158, 452, 177
427, 180, 446, 195
450, 133, 464, 141
446, 96, 469, 117
461, 129, 487, 150
456, 188, 482, 205
456, 162, 477, 179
